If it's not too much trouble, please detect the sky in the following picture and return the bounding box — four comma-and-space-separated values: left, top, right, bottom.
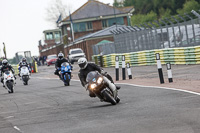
0, 0, 114, 59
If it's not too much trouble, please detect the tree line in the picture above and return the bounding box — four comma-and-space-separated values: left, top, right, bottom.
113, 0, 200, 25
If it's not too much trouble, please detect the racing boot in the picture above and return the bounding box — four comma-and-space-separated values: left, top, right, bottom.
116, 85, 121, 90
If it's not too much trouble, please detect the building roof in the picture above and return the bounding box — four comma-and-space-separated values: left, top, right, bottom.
66, 25, 127, 46
63, 1, 134, 22
43, 29, 61, 33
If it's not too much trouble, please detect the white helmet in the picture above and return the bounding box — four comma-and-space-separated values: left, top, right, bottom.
2, 59, 8, 66
58, 53, 64, 60
78, 58, 88, 69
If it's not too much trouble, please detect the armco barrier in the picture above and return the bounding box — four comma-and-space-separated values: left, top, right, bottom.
92, 46, 200, 67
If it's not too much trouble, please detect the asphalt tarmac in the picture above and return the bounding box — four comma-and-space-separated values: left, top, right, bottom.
0, 65, 200, 133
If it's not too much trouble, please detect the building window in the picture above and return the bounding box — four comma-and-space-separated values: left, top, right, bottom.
86, 22, 93, 30
74, 22, 94, 32
79, 23, 86, 32
74, 23, 86, 32
54, 32, 60, 39
102, 20, 108, 28
63, 25, 68, 35
108, 17, 124, 26
101, 17, 124, 29
46, 32, 53, 40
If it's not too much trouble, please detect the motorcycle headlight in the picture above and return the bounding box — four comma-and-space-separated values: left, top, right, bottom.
90, 84, 97, 89
97, 77, 103, 84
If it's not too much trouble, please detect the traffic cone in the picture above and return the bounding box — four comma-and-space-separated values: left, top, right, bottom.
32, 66, 34, 73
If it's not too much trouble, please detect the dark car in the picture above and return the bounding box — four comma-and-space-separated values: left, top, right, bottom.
46, 54, 57, 66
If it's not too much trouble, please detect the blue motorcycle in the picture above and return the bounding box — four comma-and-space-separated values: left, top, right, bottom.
60, 62, 72, 86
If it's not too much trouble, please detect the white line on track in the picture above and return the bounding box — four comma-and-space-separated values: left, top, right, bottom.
5, 116, 14, 119
14, 126, 22, 132
116, 83, 200, 96
34, 77, 200, 96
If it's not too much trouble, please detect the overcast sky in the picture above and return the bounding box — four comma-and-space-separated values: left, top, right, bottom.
0, 0, 114, 59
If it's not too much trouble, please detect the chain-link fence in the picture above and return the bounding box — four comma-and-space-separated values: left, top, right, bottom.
91, 11, 200, 55
112, 17, 200, 53
93, 42, 115, 55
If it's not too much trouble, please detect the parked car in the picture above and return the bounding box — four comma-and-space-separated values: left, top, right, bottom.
68, 48, 86, 64
46, 54, 57, 66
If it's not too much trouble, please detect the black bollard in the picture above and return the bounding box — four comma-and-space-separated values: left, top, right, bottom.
115, 56, 119, 81
156, 53, 164, 84
122, 55, 126, 80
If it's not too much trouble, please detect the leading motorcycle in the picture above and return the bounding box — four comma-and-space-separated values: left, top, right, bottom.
3, 71, 15, 93
59, 62, 72, 86
86, 71, 120, 105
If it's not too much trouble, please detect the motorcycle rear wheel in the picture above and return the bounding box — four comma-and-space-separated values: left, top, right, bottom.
23, 81, 28, 85
102, 91, 116, 105
116, 96, 120, 103
22, 76, 29, 85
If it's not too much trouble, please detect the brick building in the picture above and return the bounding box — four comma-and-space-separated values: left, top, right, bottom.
59, 0, 134, 43
38, 29, 63, 57
39, 0, 134, 60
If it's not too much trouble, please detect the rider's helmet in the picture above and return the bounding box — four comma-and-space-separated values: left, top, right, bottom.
2, 59, 8, 66
58, 52, 64, 60
22, 57, 26, 62
78, 58, 88, 69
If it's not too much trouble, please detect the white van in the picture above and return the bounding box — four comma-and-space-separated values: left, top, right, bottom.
68, 48, 86, 64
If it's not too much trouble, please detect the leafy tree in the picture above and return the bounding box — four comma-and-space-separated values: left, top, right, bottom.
159, 8, 172, 19
123, 0, 134, 7
8, 57, 17, 65
45, 0, 69, 27
123, 0, 200, 25
113, 0, 124, 7
177, 0, 200, 15
123, 0, 200, 15
131, 11, 157, 25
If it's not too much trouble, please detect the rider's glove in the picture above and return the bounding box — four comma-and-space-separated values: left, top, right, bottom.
101, 70, 107, 75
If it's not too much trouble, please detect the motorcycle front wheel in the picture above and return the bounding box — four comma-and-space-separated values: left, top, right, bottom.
7, 81, 14, 93
64, 73, 70, 86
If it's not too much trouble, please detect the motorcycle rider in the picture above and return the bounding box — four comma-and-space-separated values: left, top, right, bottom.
54, 52, 71, 79
18, 57, 31, 76
0, 59, 16, 87
78, 57, 120, 97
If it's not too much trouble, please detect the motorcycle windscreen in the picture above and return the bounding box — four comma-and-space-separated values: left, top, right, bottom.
61, 62, 69, 67
86, 71, 99, 83
4, 71, 10, 75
